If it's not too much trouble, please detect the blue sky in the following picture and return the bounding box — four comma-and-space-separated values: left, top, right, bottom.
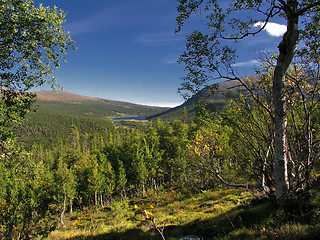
34, 0, 287, 107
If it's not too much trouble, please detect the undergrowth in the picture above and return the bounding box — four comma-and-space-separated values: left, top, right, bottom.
43, 186, 320, 240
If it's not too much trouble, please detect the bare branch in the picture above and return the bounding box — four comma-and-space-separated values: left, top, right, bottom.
208, 167, 261, 190
233, 76, 275, 122
221, 4, 281, 41
298, 1, 320, 15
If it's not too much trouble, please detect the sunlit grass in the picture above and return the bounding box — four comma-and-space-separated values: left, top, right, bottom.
44, 187, 320, 240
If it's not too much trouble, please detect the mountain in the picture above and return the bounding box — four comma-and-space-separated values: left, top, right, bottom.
18, 90, 170, 148
34, 90, 170, 117
36, 90, 99, 101
17, 81, 246, 147
148, 79, 247, 121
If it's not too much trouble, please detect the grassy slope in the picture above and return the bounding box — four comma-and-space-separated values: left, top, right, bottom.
18, 91, 170, 147
45, 186, 320, 240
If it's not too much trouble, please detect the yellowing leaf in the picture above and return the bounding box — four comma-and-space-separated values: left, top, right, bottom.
144, 210, 154, 219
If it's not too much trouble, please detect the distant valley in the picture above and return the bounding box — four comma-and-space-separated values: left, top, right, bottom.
35, 90, 170, 117
18, 80, 245, 148
18, 90, 170, 148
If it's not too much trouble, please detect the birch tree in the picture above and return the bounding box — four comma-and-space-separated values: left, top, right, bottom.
176, 0, 320, 205
55, 158, 76, 227
0, 0, 74, 237
0, 0, 75, 145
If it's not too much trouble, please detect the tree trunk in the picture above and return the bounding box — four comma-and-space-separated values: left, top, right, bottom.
70, 199, 73, 214
100, 194, 104, 208
121, 189, 127, 201
273, 1, 299, 206
142, 183, 146, 197
61, 187, 66, 227
262, 139, 273, 195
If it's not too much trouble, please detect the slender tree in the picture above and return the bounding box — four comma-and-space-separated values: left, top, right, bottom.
116, 159, 127, 200
55, 158, 76, 226
176, 0, 320, 205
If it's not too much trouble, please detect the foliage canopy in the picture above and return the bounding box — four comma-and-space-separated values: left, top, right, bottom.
176, 0, 320, 205
0, 0, 74, 238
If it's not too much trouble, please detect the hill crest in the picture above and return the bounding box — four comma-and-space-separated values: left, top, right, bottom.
36, 90, 99, 101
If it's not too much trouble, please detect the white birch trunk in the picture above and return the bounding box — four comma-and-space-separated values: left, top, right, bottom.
61, 187, 66, 227
70, 199, 73, 214
100, 194, 104, 208
273, 1, 299, 205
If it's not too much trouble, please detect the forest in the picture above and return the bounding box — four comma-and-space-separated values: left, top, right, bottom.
3, 70, 320, 238
1, 0, 320, 239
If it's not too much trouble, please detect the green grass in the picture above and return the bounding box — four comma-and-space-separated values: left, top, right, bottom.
41, 187, 320, 240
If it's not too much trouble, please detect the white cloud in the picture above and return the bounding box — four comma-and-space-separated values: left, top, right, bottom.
254, 22, 287, 37
137, 32, 183, 45
163, 54, 180, 64
233, 59, 260, 67
146, 102, 182, 108
165, 59, 178, 64
65, 4, 144, 35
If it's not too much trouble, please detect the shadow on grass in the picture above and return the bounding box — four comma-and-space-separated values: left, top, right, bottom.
66, 198, 275, 240
68, 229, 157, 240
61, 177, 320, 240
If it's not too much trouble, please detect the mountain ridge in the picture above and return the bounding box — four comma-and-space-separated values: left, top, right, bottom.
148, 79, 248, 120
36, 90, 99, 101
35, 90, 170, 108
34, 78, 249, 122
19, 90, 171, 148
